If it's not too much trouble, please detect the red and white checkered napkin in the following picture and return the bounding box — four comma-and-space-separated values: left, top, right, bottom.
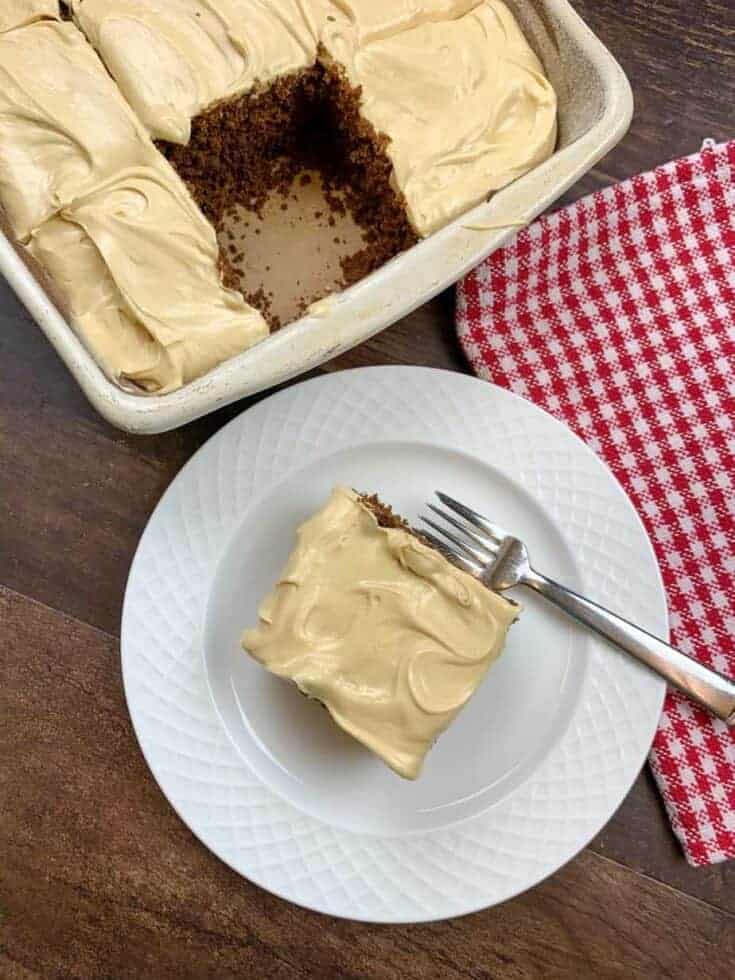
456, 140, 735, 866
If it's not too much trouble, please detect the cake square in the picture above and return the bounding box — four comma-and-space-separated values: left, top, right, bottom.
0, 20, 159, 240
242, 486, 519, 779
324, 0, 557, 235
27, 166, 267, 392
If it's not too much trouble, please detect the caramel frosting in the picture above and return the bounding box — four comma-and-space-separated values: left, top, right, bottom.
27, 166, 268, 393
326, 0, 558, 236
0, 0, 59, 32
71, 0, 556, 234
324, 0, 483, 45
0, 20, 162, 241
69, 0, 324, 144
0, 19, 267, 392
242, 487, 518, 780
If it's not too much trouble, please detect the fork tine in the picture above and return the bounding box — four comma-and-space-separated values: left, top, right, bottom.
426, 504, 498, 556
435, 492, 508, 544
420, 516, 489, 567
417, 529, 482, 575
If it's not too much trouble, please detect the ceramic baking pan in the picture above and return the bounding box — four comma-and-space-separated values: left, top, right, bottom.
0, 0, 633, 433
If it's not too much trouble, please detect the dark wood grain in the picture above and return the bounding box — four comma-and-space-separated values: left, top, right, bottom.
0, 277, 318, 635
1, 0, 734, 975
2, 587, 734, 980
570, 0, 735, 183
593, 767, 735, 916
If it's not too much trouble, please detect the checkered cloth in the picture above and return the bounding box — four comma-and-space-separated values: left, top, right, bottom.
456, 140, 735, 866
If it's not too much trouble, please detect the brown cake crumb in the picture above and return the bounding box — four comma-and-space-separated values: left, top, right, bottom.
359, 492, 433, 549
159, 58, 417, 330
360, 493, 411, 531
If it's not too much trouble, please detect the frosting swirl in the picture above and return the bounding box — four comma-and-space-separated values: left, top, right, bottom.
0, 0, 59, 34
0, 20, 159, 241
325, 0, 558, 235
27, 166, 267, 392
69, 0, 325, 144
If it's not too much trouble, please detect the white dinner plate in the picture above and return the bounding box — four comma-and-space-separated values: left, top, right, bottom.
121, 366, 666, 922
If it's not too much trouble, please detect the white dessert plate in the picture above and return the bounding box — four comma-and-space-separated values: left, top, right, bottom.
121, 366, 666, 922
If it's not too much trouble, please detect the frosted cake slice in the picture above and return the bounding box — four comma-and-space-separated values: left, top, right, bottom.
242, 486, 519, 780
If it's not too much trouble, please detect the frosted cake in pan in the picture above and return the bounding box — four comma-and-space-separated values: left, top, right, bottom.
243, 487, 519, 779
0, 2, 556, 392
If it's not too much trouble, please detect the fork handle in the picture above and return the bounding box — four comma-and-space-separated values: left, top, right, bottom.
524, 569, 735, 724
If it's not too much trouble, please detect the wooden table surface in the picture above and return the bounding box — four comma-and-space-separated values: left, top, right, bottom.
2, 2, 734, 977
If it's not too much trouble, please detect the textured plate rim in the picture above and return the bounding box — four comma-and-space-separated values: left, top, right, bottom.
121, 366, 667, 923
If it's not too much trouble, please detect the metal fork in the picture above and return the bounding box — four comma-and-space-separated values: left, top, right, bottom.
420, 492, 735, 725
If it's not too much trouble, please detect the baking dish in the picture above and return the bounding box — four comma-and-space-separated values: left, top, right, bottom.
0, 0, 632, 434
